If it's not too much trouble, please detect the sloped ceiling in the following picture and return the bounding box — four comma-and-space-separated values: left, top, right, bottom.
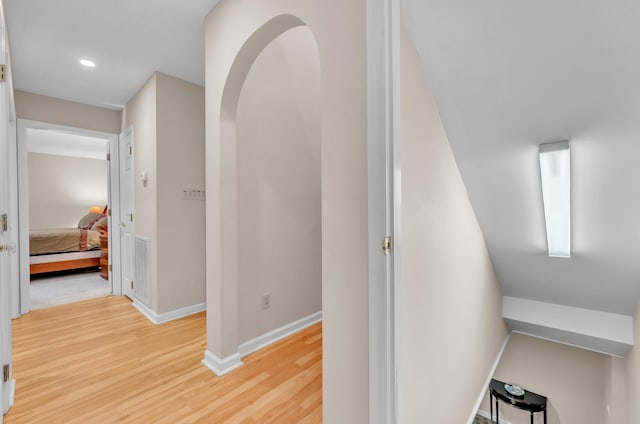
5, 0, 219, 109
403, 0, 640, 314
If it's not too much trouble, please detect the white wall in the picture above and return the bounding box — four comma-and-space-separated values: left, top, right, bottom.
399, 22, 509, 423
205, 2, 369, 421
15, 90, 121, 134
28, 152, 107, 229
155, 73, 206, 314
235, 26, 321, 343
482, 333, 608, 424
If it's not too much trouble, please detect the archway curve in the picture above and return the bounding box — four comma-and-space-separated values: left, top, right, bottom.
220, 14, 309, 123
206, 12, 322, 372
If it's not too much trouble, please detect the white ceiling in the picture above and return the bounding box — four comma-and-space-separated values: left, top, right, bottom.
5, 0, 219, 109
403, 0, 640, 315
26, 128, 108, 160
7, 0, 640, 316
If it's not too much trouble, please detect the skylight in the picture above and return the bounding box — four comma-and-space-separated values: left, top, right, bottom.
539, 141, 571, 258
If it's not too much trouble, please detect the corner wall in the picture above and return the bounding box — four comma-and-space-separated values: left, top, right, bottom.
155, 73, 206, 314
399, 21, 508, 423
122, 73, 206, 314
624, 303, 640, 423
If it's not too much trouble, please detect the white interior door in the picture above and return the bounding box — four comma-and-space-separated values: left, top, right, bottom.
0, 55, 15, 418
119, 127, 134, 299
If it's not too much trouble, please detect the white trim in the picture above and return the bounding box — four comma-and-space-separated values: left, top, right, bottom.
16, 119, 30, 314
511, 330, 626, 359
238, 311, 322, 358
467, 333, 511, 424
16, 119, 119, 315
8, 379, 14, 410
132, 300, 206, 325
8, 117, 19, 319
117, 126, 133, 299
476, 409, 512, 424
108, 133, 122, 296
503, 296, 633, 345
202, 350, 244, 376
367, 0, 401, 422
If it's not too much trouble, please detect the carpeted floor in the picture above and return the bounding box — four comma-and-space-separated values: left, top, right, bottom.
30, 270, 111, 309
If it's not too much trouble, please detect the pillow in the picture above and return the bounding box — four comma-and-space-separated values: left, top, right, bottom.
91, 216, 109, 234
78, 212, 104, 230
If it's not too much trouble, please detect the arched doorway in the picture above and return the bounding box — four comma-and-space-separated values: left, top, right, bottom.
204, 14, 321, 373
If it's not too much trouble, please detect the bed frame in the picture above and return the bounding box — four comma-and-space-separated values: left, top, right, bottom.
30, 251, 102, 275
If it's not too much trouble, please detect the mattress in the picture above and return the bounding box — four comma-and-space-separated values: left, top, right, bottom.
29, 228, 101, 256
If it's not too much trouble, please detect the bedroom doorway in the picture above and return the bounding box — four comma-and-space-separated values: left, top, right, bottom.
15, 119, 123, 314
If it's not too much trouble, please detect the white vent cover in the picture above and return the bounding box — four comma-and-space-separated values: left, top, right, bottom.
134, 236, 151, 307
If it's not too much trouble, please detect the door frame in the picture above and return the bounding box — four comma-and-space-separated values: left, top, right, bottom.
367, 0, 401, 422
118, 126, 134, 299
15, 119, 122, 315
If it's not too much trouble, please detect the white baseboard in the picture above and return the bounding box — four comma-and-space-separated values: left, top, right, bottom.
133, 300, 206, 325
467, 332, 511, 424
476, 409, 512, 424
0, 378, 16, 412
238, 311, 322, 358
10, 378, 15, 403
202, 350, 244, 376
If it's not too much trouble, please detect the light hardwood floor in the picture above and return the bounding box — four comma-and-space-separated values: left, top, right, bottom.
5, 296, 322, 424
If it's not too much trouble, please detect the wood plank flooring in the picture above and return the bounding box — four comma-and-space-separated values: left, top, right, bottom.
5, 296, 322, 423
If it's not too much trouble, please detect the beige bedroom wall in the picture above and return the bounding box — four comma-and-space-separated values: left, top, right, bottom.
15, 90, 121, 133
205, 1, 368, 421
399, 22, 508, 423
155, 72, 206, 314
624, 303, 640, 424
122, 75, 159, 311
235, 26, 321, 343
482, 333, 608, 424
28, 153, 107, 229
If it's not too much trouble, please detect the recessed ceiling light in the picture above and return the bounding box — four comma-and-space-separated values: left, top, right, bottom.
80, 59, 96, 68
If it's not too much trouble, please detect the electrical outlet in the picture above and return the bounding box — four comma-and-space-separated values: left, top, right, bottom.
261, 292, 271, 310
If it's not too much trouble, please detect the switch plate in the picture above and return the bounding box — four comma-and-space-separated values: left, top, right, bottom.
261, 292, 271, 310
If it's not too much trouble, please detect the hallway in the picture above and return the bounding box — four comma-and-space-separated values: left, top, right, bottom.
6, 296, 322, 423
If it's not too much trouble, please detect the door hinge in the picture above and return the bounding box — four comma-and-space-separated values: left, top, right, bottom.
109, 264, 113, 272
130, 213, 133, 222
129, 145, 133, 155
108, 209, 112, 217
0, 65, 6, 83
1, 214, 7, 232
131, 281, 134, 290
3, 364, 9, 382
382, 236, 392, 255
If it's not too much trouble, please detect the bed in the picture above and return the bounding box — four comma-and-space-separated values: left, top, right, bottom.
29, 212, 108, 275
